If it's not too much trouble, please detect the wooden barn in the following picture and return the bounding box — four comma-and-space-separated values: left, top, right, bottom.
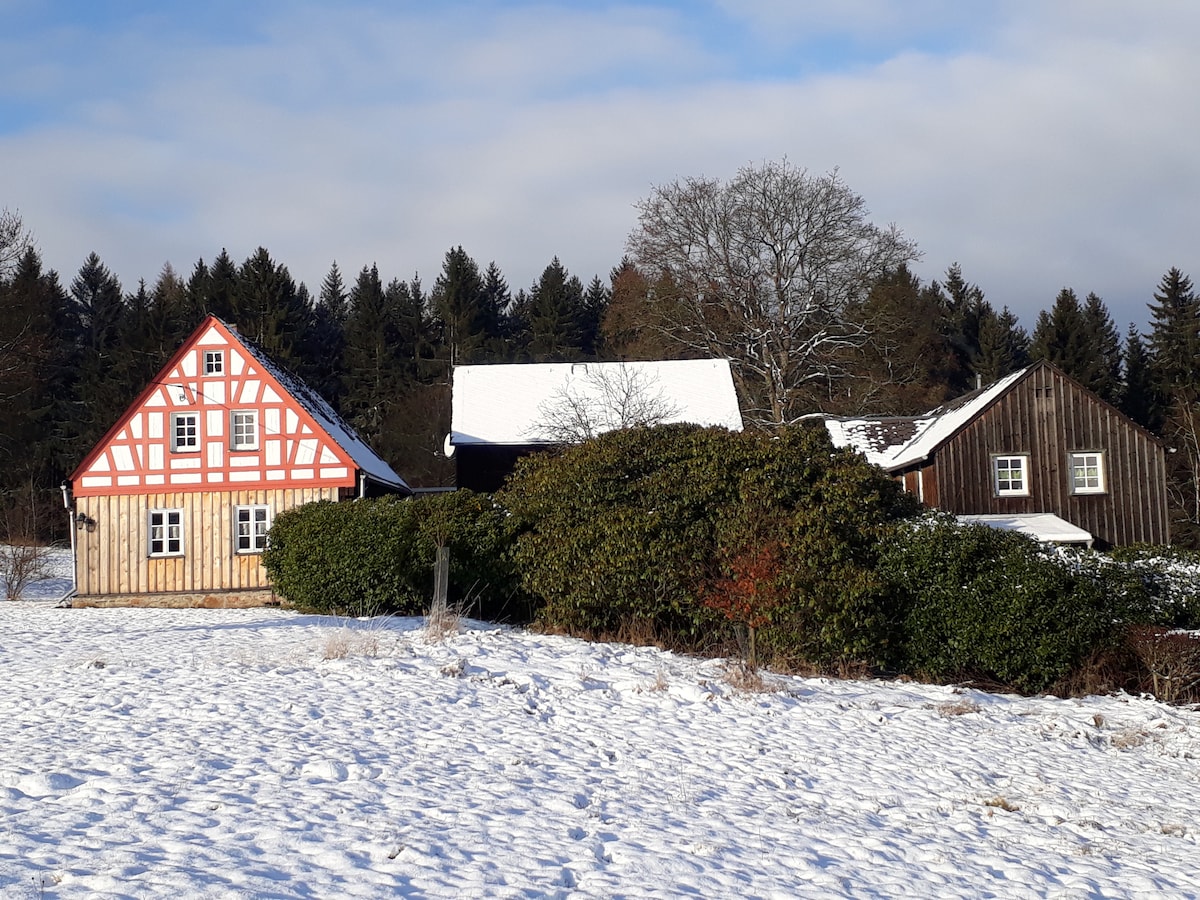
66, 315, 409, 607
446, 359, 745, 493
825, 360, 1169, 548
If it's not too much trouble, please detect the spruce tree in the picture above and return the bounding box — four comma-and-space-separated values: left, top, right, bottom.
430, 246, 488, 369
974, 306, 1030, 384
524, 258, 585, 361
1078, 292, 1122, 402
1119, 324, 1156, 430
1030, 288, 1091, 379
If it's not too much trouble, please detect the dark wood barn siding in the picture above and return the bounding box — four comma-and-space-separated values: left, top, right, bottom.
928, 366, 1168, 547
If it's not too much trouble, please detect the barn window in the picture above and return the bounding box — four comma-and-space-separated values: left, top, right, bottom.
235, 505, 270, 553
993, 455, 1030, 497
204, 351, 224, 374
1070, 452, 1106, 494
148, 509, 184, 557
231, 410, 259, 451
171, 413, 199, 452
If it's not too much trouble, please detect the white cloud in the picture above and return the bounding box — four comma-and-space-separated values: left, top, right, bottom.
2, 1, 1198, 329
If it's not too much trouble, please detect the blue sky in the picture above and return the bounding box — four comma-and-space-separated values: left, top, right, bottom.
2, 0, 1198, 330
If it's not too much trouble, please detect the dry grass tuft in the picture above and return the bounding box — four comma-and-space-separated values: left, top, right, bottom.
424, 604, 462, 644
322, 626, 383, 660
935, 698, 981, 717
983, 796, 1020, 812
721, 659, 772, 693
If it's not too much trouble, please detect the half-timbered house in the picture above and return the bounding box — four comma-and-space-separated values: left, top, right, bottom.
824, 360, 1169, 548
66, 315, 409, 606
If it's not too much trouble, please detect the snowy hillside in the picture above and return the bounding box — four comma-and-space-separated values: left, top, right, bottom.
2, 578, 1199, 897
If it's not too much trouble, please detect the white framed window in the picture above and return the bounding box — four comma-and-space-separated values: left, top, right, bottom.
235, 505, 270, 554
171, 412, 199, 452
204, 350, 224, 375
230, 410, 258, 451
993, 455, 1030, 497
148, 509, 184, 557
1070, 452, 1106, 494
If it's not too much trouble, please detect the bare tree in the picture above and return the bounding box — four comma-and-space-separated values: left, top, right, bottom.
534, 365, 681, 443
0, 208, 33, 283
627, 160, 919, 427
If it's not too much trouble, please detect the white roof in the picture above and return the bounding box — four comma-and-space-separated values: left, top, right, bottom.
449, 359, 744, 446
958, 513, 1093, 545
826, 367, 1028, 471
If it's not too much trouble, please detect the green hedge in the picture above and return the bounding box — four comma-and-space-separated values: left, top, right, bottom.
263, 490, 524, 618
497, 424, 919, 666
878, 514, 1139, 692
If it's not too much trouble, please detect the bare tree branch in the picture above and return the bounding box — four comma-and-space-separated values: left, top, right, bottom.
627, 161, 920, 428
533, 365, 682, 443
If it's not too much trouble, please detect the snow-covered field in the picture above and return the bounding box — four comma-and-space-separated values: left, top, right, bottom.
3, 558, 1200, 898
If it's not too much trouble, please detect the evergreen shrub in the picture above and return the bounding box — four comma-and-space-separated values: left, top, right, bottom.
879, 514, 1128, 693
263, 491, 522, 618
497, 424, 918, 666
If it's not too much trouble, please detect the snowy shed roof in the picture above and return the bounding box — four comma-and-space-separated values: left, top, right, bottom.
449, 359, 744, 447
825, 367, 1028, 471
958, 513, 1094, 546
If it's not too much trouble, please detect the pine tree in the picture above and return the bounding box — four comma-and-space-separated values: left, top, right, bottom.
1146, 268, 1200, 544
306, 262, 350, 409
1147, 267, 1200, 394
1078, 292, 1122, 402
236, 247, 310, 367
342, 264, 405, 441
69, 253, 128, 449
1119, 324, 1156, 430
480, 261, 512, 356
580, 275, 610, 358
845, 264, 960, 414
974, 306, 1029, 384
524, 258, 585, 361
1030, 288, 1091, 378
430, 246, 488, 370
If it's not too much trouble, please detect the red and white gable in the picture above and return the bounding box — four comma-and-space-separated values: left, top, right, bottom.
73, 318, 360, 497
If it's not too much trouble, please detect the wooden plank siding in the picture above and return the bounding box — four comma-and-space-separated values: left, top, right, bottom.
907, 366, 1168, 547
75, 487, 338, 597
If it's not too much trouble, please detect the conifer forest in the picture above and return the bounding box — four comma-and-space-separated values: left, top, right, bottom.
2, 162, 1198, 545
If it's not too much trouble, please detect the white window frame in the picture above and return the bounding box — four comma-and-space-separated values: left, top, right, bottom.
993, 454, 1030, 497
1070, 451, 1107, 495
235, 505, 271, 554
204, 350, 224, 375
148, 509, 184, 557
171, 412, 200, 453
230, 410, 259, 451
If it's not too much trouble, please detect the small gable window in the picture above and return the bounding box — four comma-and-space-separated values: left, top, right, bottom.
993, 455, 1030, 497
231, 410, 258, 451
235, 505, 270, 553
1070, 452, 1106, 494
148, 509, 184, 557
204, 351, 224, 375
171, 412, 199, 452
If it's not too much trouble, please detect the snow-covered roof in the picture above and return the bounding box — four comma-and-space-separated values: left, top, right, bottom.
958, 513, 1094, 545
826, 367, 1028, 471
237, 329, 410, 492
449, 359, 744, 447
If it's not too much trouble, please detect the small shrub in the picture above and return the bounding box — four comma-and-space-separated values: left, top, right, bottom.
263, 491, 523, 618
1124, 625, 1200, 704
880, 514, 1122, 693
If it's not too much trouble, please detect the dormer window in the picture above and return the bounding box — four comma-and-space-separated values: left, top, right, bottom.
204, 351, 224, 375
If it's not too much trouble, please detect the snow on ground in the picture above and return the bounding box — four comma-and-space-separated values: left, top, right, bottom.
2, 567, 1199, 897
